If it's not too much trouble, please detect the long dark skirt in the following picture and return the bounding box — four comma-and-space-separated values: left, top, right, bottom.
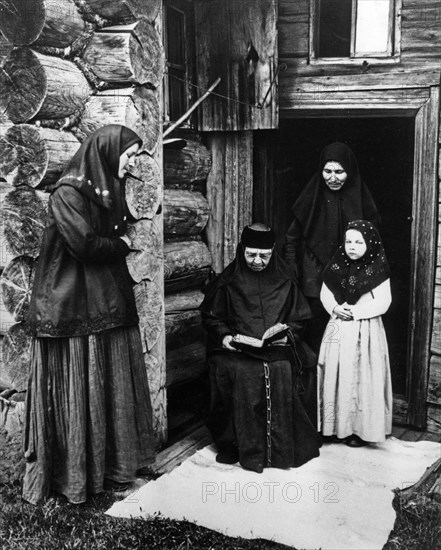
207, 350, 321, 473
22, 325, 154, 505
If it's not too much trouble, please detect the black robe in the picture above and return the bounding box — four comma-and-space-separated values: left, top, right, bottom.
284, 142, 380, 299
200, 246, 321, 473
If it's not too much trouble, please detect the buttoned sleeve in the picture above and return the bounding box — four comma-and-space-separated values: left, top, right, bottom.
51, 185, 130, 263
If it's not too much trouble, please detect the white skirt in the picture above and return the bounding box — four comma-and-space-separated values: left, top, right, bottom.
317, 316, 392, 442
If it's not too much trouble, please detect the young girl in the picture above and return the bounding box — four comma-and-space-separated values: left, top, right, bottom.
318, 219, 392, 447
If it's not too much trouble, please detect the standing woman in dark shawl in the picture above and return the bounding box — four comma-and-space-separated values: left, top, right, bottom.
201, 223, 321, 474
23, 125, 154, 505
284, 142, 380, 352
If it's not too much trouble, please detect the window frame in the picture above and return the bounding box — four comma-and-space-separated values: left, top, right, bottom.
309, 0, 402, 65
162, 0, 195, 125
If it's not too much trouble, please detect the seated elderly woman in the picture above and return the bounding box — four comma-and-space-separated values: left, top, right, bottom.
200, 223, 321, 473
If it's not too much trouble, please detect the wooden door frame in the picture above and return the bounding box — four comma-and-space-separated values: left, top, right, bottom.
279, 85, 440, 427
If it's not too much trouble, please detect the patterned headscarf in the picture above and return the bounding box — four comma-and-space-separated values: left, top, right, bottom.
322, 219, 390, 305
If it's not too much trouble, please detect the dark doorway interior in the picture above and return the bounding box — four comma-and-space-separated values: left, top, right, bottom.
253, 117, 415, 395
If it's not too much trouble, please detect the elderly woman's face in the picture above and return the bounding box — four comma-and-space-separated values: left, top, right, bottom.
322, 161, 347, 191
244, 247, 273, 271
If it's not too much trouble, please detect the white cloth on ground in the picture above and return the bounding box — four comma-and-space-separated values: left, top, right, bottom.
106, 437, 441, 550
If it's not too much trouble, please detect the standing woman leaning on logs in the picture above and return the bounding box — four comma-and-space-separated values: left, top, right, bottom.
22, 125, 154, 505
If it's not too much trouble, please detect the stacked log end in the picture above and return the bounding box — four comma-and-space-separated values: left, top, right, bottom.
0, 0, 168, 447
0, 48, 92, 123
82, 21, 164, 86
163, 137, 213, 389
0, 0, 87, 48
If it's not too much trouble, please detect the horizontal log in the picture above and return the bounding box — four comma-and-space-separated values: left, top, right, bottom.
85, 0, 161, 24
125, 219, 162, 283
83, 22, 164, 86
1, 257, 36, 322
0, 0, 86, 48
165, 289, 204, 313
165, 311, 204, 349
164, 240, 212, 280
2, 322, 32, 392
166, 340, 207, 387
164, 189, 210, 236
428, 354, 441, 405
2, 186, 47, 258
0, 124, 80, 187
134, 280, 164, 354
164, 268, 211, 294
0, 48, 91, 123
76, 87, 160, 152
125, 153, 162, 220
164, 139, 212, 185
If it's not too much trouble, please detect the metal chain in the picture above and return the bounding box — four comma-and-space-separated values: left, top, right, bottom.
264, 361, 272, 467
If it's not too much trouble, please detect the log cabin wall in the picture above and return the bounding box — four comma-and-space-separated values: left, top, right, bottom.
162, 132, 212, 390
0, 0, 169, 446
276, 0, 441, 431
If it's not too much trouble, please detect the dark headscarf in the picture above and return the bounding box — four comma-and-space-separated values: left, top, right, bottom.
323, 219, 390, 305
292, 142, 379, 266
54, 124, 141, 232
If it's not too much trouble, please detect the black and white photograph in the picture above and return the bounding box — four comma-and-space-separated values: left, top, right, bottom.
0, 1, 440, 549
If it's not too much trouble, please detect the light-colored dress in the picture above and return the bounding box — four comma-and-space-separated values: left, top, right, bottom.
318, 279, 392, 442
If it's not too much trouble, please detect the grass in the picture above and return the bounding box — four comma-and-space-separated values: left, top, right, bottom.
2, 479, 441, 550
384, 492, 441, 550
0, 481, 292, 550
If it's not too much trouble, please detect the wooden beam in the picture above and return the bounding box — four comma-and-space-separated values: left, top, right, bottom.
407, 87, 440, 427
205, 132, 253, 273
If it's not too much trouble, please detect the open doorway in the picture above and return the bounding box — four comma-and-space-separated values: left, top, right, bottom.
253, 117, 415, 395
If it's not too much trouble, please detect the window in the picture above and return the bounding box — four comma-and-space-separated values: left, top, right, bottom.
163, 0, 194, 123
311, 0, 400, 62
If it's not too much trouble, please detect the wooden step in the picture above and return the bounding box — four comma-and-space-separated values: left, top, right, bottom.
151, 423, 212, 476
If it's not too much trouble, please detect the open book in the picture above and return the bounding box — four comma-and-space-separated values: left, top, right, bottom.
231, 323, 289, 349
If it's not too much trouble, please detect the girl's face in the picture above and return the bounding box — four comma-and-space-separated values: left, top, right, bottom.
244, 247, 273, 271
322, 161, 348, 191
118, 142, 140, 178
345, 229, 367, 260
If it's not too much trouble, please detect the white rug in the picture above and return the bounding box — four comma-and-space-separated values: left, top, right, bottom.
106, 438, 441, 550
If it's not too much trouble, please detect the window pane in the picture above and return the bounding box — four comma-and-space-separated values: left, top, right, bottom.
317, 0, 352, 57
167, 7, 185, 65
355, 0, 391, 55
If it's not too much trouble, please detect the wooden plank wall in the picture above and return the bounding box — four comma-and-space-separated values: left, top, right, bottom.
278, 0, 441, 108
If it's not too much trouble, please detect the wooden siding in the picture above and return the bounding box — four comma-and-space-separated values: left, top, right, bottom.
278, 0, 441, 111
195, 0, 278, 131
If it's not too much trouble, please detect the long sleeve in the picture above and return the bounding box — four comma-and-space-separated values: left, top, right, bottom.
320, 283, 338, 316
200, 284, 233, 348
351, 279, 392, 320
51, 186, 130, 263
